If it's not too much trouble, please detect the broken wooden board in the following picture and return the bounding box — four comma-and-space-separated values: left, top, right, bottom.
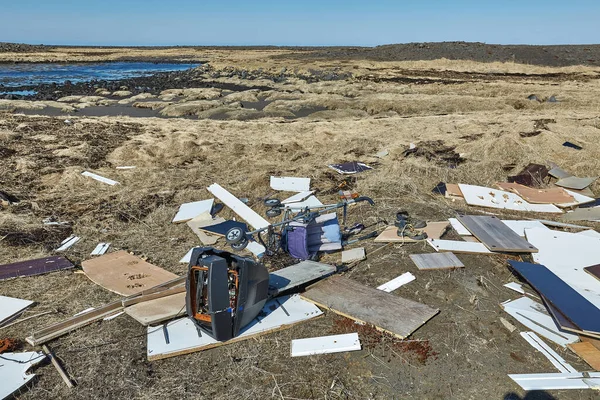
585, 264, 600, 282
82, 251, 178, 296
0, 352, 46, 400
502, 297, 579, 347
0, 256, 74, 281
555, 176, 598, 190
341, 248, 365, 263
495, 182, 574, 204
301, 276, 438, 339
456, 215, 538, 253
458, 184, 562, 213
445, 183, 464, 198
291, 333, 361, 357
172, 199, 214, 223
565, 186, 596, 198
508, 260, 600, 336
270, 176, 311, 192
374, 222, 449, 243
534, 219, 591, 230
268, 260, 336, 297
520, 331, 577, 373
426, 239, 492, 254
147, 294, 323, 361
509, 372, 600, 391
558, 189, 596, 208
561, 207, 600, 222
409, 252, 464, 270
568, 342, 600, 370
500, 220, 549, 237
207, 183, 270, 230
81, 171, 119, 185
376, 272, 416, 293
125, 292, 186, 326
0, 295, 34, 326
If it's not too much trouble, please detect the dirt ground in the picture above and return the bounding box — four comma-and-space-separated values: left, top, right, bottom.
1, 45, 600, 399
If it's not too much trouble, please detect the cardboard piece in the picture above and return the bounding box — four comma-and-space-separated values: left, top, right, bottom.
495, 182, 574, 204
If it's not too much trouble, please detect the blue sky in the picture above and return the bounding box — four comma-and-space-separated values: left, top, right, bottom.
3, 1, 599, 46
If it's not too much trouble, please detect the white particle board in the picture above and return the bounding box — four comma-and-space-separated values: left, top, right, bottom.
90, 243, 110, 256
55, 235, 80, 252
268, 260, 336, 296
341, 248, 366, 263
284, 195, 323, 211
0, 352, 46, 400
245, 241, 266, 258
376, 272, 416, 293
147, 294, 323, 361
81, 171, 119, 186
503, 282, 525, 295
524, 227, 600, 309
281, 191, 314, 204
270, 176, 311, 192
535, 219, 590, 230
520, 331, 577, 373
116, 166, 136, 170
449, 218, 471, 235
0, 295, 34, 326
502, 298, 578, 348
179, 248, 194, 264
458, 184, 562, 213
557, 189, 596, 208
426, 238, 492, 254
291, 333, 361, 357
207, 183, 270, 230
172, 199, 214, 224
508, 373, 600, 391
500, 220, 549, 237
576, 230, 600, 239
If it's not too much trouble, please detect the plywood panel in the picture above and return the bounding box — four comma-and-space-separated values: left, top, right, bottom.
496, 182, 574, 204
172, 199, 214, 223
457, 215, 538, 253
567, 342, 600, 370
301, 276, 438, 339
125, 292, 186, 326
82, 251, 178, 296
409, 253, 464, 270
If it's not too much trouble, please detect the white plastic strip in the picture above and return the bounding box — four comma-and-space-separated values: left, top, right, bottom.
55, 235, 80, 252
291, 333, 361, 357
426, 238, 492, 254
448, 218, 471, 235
82, 171, 119, 186
116, 166, 136, 170
509, 373, 600, 391
90, 243, 110, 256
520, 331, 577, 373
207, 183, 270, 230
376, 272, 416, 293
270, 176, 311, 192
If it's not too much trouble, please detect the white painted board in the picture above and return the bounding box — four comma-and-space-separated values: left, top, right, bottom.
509, 373, 600, 391
172, 199, 214, 223
524, 227, 600, 309
449, 218, 471, 235
426, 238, 492, 254
377, 272, 416, 293
55, 235, 80, 252
147, 294, 323, 360
500, 220, 549, 237
281, 191, 314, 204
285, 195, 323, 211
81, 171, 119, 186
0, 295, 34, 326
576, 229, 600, 239
291, 333, 361, 357
268, 260, 336, 296
245, 241, 266, 258
503, 282, 525, 295
557, 189, 596, 208
458, 184, 562, 213
341, 248, 365, 263
179, 248, 194, 264
270, 176, 311, 192
90, 242, 110, 256
0, 352, 46, 400
502, 297, 579, 348
207, 183, 270, 230
520, 331, 577, 373
116, 166, 136, 170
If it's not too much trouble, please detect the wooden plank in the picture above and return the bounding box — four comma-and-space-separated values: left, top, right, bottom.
81, 171, 119, 185
520, 331, 577, 373
82, 251, 178, 296
508, 260, 600, 336
125, 292, 186, 326
581, 336, 600, 351
270, 176, 311, 192
445, 183, 464, 198
376, 272, 415, 292
458, 184, 562, 213
568, 342, 600, 370
268, 260, 336, 297
147, 294, 323, 361
0, 256, 74, 281
374, 222, 449, 243
585, 264, 600, 282
409, 252, 464, 270
496, 182, 575, 204
301, 276, 438, 339
207, 183, 270, 230
290, 333, 361, 357
172, 199, 214, 223
186, 213, 221, 245
457, 215, 538, 253
42, 344, 75, 388
426, 239, 492, 254
555, 176, 597, 190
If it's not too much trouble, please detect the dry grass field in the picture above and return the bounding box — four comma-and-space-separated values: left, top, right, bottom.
1, 46, 600, 399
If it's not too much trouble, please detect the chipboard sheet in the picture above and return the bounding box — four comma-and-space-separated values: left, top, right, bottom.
458, 184, 562, 213
291, 333, 361, 357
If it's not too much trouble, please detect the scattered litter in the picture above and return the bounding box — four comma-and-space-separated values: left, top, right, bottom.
281, 191, 314, 204
520, 331, 577, 373
456, 215, 538, 253
527, 94, 540, 101
172, 199, 214, 224
376, 272, 416, 292
410, 252, 464, 270
81, 171, 119, 186
374, 222, 449, 243
503, 282, 525, 295
186, 213, 226, 245
90, 242, 110, 256
55, 235, 81, 252
555, 176, 597, 190
458, 184, 562, 213
82, 251, 178, 296
341, 248, 365, 263
103, 311, 124, 321
207, 183, 270, 230
567, 341, 600, 370
547, 96, 558, 103
562, 141, 583, 150
302, 276, 438, 339
403, 140, 465, 168
375, 149, 389, 158
507, 164, 549, 187
0, 295, 34, 326
291, 333, 361, 357
147, 294, 323, 361
0, 352, 46, 399
0, 190, 18, 206
500, 317, 516, 333
427, 238, 492, 254
509, 372, 600, 391
116, 166, 136, 170
328, 161, 372, 175
42, 218, 69, 226
270, 176, 311, 192
0, 256, 74, 281
432, 182, 447, 196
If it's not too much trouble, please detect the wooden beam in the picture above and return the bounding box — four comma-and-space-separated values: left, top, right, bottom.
42, 344, 75, 388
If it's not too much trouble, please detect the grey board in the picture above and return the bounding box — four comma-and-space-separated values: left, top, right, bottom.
409, 253, 464, 270
268, 260, 336, 297
457, 215, 538, 253
555, 176, 598, 190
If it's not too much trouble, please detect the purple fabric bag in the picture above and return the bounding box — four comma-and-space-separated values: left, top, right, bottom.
286, 225, 310, 260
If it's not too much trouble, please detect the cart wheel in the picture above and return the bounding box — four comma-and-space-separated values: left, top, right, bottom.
225, 227, 245, 244
266, 208, 282, 217
264, 198, 281, 208
231, 237, 249, 251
